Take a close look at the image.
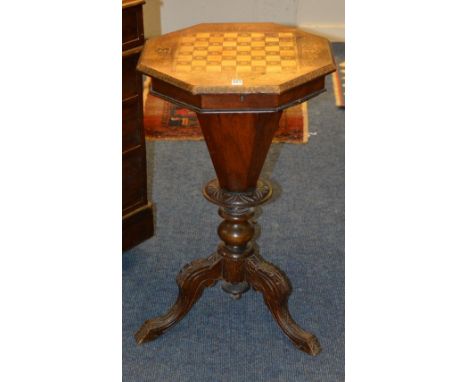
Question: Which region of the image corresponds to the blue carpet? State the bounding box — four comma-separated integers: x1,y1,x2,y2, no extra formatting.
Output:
123,43,345,382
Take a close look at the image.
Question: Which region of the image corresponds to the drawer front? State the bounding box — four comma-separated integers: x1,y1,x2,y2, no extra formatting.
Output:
122,4,144,50
123,148,147,212
122,96,142,152
122,52,141,100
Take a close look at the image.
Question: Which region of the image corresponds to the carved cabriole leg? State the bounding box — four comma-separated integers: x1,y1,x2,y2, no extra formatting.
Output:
245,253,322,356
134,253,223,344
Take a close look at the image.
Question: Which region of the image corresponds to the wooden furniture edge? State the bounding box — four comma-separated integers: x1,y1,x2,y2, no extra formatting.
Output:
122,0,145,9
123,45,144,57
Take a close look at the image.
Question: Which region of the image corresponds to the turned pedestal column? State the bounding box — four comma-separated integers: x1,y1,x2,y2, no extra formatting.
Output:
133,22,336,355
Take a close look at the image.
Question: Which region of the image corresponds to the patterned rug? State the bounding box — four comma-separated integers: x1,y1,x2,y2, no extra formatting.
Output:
143,78,309,143
332,61,345,108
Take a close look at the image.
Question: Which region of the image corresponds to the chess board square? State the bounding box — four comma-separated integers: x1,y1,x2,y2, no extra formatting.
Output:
251,32,265,38
224,32,237,38
279,41,294,47
192,60,206,66
237,60,251,66
223,41,236,47
194,41,209,47
265,46,280,52
209,36,224,43
251,41,266,47
207,55,222,62
278,32,293,37
237,45,251,52
251,60,266,66
208,45,222,52
266,55,280,61
238,36,251,43
265,37,280,42
251,50,265,57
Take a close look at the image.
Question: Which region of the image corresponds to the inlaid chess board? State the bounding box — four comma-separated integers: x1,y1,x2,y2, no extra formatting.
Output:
174,32,298,74
138,23,336,94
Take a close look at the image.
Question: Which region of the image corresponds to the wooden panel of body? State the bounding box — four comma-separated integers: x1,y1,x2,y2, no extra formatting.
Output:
122,0,154,250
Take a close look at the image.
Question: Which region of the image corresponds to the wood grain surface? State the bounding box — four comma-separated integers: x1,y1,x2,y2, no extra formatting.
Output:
138,23,335,94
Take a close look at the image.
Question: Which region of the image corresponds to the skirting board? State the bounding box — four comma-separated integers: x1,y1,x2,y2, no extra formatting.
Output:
299,24,345,42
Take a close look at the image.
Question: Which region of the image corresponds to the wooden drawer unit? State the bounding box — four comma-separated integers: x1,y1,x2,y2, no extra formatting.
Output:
122,0,154,250
122,1,145,51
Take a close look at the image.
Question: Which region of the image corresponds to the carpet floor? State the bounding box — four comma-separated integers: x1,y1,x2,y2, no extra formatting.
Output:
123,43,345,382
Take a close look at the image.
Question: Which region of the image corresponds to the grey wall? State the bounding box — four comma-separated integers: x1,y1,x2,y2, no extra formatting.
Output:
144,0,344,41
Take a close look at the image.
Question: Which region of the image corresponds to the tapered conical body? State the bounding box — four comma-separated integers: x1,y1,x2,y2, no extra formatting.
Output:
197,112,282,192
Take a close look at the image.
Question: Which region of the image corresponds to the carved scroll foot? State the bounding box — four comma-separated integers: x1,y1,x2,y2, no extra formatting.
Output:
245,253,322,356
135,253,223,344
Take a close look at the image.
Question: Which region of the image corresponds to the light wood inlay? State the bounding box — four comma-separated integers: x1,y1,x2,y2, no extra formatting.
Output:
174,32,298,75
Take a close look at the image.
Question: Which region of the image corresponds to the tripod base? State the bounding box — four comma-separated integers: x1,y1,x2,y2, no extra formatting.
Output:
135,179,321,356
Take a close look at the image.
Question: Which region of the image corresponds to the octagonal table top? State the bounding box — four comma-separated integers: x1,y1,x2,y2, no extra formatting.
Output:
137,23,336,95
